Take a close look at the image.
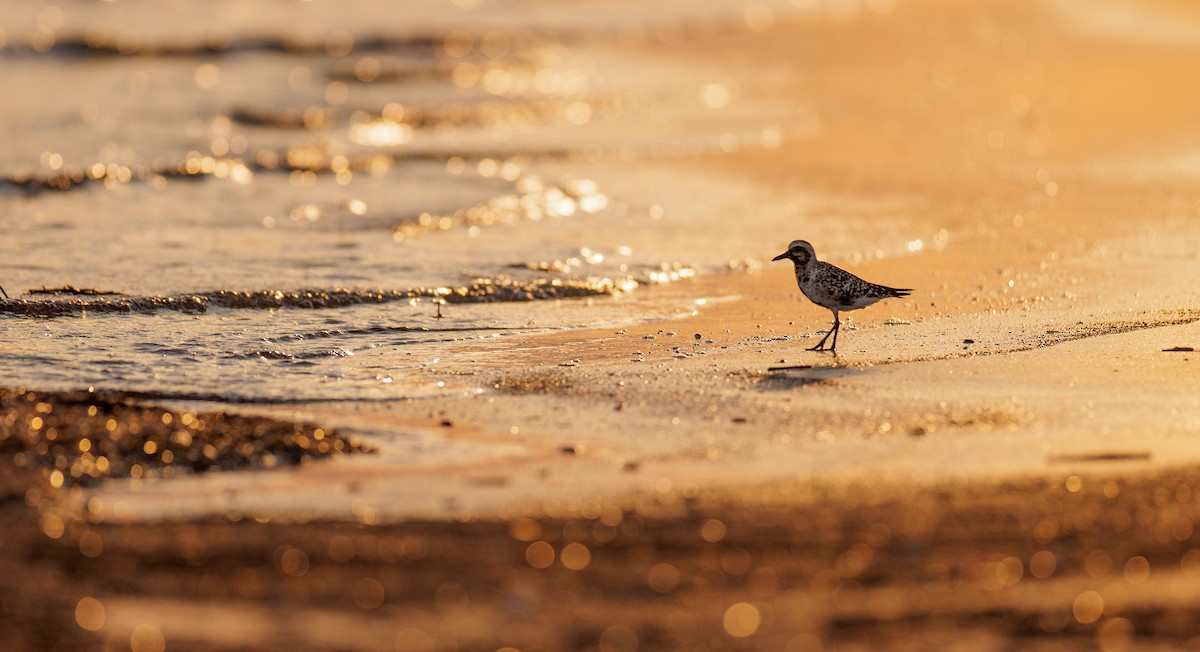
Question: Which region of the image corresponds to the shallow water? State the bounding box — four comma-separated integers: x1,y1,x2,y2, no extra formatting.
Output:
0,0,840,402
1,292,710,403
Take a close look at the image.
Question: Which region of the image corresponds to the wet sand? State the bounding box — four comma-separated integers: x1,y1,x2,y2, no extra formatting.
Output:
5,0,1200,650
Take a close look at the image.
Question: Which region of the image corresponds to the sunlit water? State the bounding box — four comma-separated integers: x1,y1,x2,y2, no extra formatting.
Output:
0,0,896,404
3,298,690,403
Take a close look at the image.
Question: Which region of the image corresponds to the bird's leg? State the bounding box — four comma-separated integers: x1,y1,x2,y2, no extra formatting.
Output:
807,325,833,351
807,312,838,351
808,310,841,353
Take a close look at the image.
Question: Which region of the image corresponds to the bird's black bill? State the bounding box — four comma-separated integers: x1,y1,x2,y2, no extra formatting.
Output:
772,252,790,261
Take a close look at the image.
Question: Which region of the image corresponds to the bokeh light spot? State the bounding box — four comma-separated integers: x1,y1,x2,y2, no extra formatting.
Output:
1073,591,1105,624
700,83,731,109
561,542,591,570
508,517,541,542
723,602,761,638
525,541,554,569
280,547,310,577
1097,617,1135,652
79,530,104,558
1123,556,1150,584
75,597,105,631
194,64,220,89
353,578,386,609
701,518,726,542
647,563,681,593
130,624,165,652
1030,550,1056,579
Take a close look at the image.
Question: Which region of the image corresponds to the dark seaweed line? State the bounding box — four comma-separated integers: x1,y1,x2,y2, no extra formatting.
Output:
0,384,385,420
0,147,574,196
0,10,783,62
0,151,443,195
231,95,624,130
264,324,529,343
84,388,436,406
0,280,617,318
0,34,448,59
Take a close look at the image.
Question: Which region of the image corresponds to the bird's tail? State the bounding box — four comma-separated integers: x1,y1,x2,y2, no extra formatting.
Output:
887,287,912,298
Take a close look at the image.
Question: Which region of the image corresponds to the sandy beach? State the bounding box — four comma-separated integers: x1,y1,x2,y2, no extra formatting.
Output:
4,0,1200,650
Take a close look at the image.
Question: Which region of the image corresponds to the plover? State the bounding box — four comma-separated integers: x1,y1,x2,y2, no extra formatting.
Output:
773,240,910,353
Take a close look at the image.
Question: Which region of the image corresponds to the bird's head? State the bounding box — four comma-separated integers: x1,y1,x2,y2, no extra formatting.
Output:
772,240,816,265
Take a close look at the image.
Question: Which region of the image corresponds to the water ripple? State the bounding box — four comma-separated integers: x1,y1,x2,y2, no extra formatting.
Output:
0,278,624,318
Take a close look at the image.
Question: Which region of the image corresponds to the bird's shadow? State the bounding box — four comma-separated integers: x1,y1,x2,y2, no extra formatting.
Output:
755,363,862,391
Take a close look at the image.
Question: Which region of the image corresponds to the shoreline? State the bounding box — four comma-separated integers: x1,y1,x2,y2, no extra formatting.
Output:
6,251,1197,526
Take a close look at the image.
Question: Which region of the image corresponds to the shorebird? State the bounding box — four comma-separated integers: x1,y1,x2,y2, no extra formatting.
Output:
773,240,910,353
